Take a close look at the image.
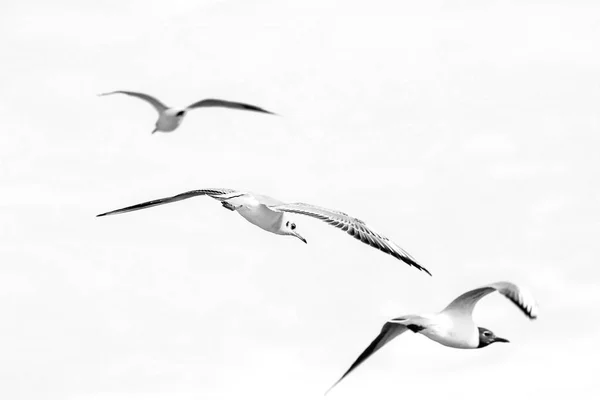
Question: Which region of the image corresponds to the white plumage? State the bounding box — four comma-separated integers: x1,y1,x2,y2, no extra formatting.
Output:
98,90,275,133
327,281,538,393
96,188,429,274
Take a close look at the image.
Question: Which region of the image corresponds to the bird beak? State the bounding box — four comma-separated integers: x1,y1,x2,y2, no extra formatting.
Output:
494,337,510,343
292,231,307,244
151,128,157,134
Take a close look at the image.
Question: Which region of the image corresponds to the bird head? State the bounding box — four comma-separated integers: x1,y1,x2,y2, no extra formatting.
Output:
282,219,306,244
477,327,509,348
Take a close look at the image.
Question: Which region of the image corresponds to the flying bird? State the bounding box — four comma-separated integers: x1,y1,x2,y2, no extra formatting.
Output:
98,90,275,134
327,281,538,394
96,188,429,275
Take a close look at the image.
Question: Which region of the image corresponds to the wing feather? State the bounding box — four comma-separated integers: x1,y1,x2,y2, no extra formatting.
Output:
186,98,275,115
326,322,407,394
271,203,430,275
98,90,168,113
96,188,236,217
443,281,538,319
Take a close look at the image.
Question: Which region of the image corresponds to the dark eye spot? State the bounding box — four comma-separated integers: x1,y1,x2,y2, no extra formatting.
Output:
483,331,491,337
286,221,289,227
291,223,296,230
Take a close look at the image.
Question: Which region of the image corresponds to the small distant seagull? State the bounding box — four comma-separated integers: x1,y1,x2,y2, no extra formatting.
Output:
98,90,275,134
326,281,538,394
96,188,429,275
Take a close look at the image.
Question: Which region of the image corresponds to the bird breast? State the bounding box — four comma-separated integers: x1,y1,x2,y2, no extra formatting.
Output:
420,314,479,349
236,200,284,234
156,110,183,132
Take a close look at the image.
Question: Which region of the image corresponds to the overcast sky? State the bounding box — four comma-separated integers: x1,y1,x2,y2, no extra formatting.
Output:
1,0,599,399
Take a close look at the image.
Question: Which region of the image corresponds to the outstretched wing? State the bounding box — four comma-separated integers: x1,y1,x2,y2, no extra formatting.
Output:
186,98,275,115
270,203,429,275
443,281,538,319
98,90,168,113
326,322,408,394
96,188,237,217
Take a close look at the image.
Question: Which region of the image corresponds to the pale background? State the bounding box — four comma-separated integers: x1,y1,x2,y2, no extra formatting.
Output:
1,1,599,399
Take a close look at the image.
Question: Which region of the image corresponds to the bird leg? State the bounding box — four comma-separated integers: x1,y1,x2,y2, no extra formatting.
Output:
221,201,241,211
406,324,425,333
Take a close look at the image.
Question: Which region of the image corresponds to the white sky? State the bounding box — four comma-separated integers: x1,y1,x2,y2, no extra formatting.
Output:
1,0,599,399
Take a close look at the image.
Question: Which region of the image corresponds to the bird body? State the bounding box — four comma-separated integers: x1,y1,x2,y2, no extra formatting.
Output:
155,108,186,132
98,90,275,134
410,313,479,349
226,192,285,234
96,188,429,274
326,281,538,393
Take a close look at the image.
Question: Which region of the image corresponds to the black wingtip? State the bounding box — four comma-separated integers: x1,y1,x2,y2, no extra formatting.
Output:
260,109,277,115
405,258,432,277
262,109,280,116
324,379,341,396
244,105,277,115
96,212,107,217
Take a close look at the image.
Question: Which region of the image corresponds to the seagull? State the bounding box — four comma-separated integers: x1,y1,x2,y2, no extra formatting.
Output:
96,188,429,275
98,90,275,134
326,281,538,394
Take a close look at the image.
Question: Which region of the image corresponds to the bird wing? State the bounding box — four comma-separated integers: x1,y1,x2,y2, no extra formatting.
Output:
326,322,408,394
270,202,429,275
442,281,538,319
251,193,285,207
185,98,275,115
98,91,168,113
96,188,238,217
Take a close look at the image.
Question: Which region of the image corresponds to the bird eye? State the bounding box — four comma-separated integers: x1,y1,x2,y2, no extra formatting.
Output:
483,331,491,337
291,223,296,230
286,221,289,227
